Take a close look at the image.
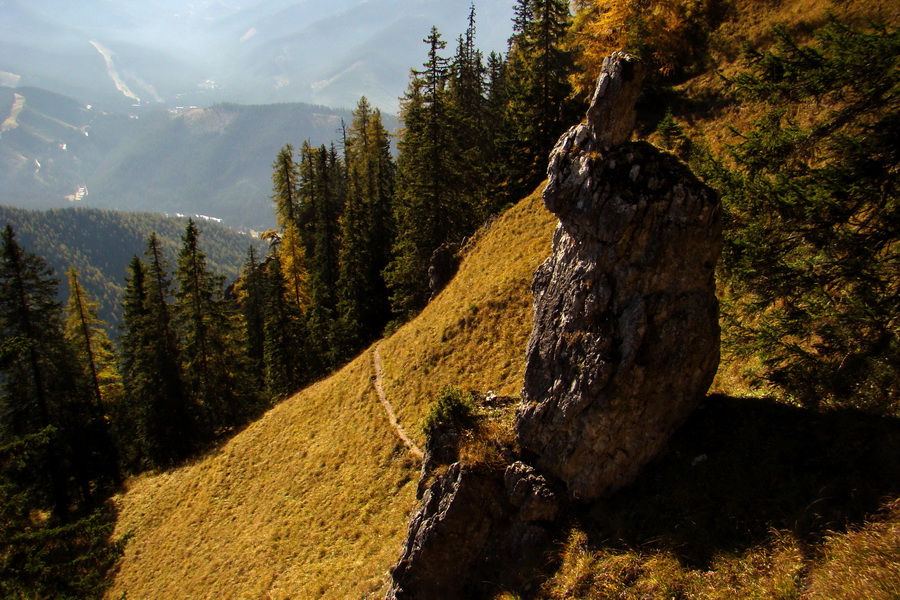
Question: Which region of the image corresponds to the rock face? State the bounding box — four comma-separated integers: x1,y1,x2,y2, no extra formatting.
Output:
385,52,723,599
387,463,503,600
516,52,723,501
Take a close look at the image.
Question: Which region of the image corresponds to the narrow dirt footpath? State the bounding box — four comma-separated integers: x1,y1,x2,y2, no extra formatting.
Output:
373,344,424,460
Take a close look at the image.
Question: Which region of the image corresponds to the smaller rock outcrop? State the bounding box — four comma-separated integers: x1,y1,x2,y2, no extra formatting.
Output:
505,461,559,523
516,52,723,501
387,463,504,600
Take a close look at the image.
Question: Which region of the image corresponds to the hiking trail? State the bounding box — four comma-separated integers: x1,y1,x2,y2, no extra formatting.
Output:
373,344,424,460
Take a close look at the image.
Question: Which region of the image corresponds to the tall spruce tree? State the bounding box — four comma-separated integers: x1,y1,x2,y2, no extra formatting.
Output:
305,144,345,365
504,0,577,200
387,26,473,318
0,226,72,519
0,226,117,518
119,235,196,468
448,5,491,215
174,219,256,436
337,97,396,355
235,246,266,391
262,253,309,401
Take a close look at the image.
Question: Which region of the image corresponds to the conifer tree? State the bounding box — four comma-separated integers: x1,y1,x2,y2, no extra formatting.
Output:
0,226,73,518
262,253,309,401
272,144,301,228
64,267,121,484
387,27,472,318
271,145,310,311
174,219,256,436
504,0,577,200
305,144,345,365
337,97,395,354
447,6,490,214
702,20,900,412
119,235,196,467
0,226,117,518
235,246,266,390
484,50,511,211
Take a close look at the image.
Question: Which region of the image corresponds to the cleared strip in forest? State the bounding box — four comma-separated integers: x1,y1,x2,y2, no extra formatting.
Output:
373,344,424,460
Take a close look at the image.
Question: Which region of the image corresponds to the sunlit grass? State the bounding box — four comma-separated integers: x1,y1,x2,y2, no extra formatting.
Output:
380,186,556,447
106,187,557,599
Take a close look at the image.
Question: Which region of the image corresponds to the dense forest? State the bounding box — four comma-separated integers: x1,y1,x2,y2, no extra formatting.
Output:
1,0,897,596
0,205,264,328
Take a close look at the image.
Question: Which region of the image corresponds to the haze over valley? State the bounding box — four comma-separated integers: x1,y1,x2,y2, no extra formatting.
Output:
0,0,513,228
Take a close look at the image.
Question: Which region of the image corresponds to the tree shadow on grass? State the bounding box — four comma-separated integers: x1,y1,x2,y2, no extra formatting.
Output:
578,394,900,568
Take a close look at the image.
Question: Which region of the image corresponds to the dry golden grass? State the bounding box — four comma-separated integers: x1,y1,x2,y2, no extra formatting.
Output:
106,187,556,599
541,504,900,600
540,529,807,600
671,0,900,159
807,500,900,600
107,354,420,599
379,186,557,447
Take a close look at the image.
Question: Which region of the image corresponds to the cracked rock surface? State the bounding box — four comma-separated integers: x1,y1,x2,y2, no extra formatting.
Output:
516,52,723,501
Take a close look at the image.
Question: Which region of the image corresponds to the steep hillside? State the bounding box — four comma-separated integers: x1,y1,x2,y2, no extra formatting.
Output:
106,188,558,599
103,0,900,597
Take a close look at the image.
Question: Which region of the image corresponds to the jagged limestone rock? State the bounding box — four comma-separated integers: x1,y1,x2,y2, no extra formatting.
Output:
516,53,723,501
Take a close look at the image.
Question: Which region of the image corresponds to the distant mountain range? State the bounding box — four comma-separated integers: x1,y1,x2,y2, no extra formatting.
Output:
1,0,509,230
1,86,385,229
0,0,515,113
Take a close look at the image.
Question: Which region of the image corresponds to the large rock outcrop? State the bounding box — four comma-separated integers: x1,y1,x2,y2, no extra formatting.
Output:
385,52,723,599
516,52,723,501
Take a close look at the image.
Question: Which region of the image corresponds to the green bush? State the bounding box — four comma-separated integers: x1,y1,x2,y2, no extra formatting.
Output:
423,386,476,433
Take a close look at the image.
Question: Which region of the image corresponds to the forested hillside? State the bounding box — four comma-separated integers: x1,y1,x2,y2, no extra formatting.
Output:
0,205,263,328
1,0,897,597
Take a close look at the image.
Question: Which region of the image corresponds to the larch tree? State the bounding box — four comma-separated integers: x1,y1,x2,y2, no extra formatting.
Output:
64,267,121,484
0,226,116,518
271,144,310,311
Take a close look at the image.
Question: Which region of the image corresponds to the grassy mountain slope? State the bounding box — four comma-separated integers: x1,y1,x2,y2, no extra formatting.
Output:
106,188,558,599
106,0,900,596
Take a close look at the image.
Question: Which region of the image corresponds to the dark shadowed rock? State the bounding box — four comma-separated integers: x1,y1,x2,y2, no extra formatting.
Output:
386,463,503,600
505,461,559,522
516,53,723,501
416,424,460,499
